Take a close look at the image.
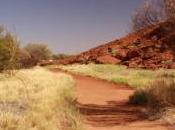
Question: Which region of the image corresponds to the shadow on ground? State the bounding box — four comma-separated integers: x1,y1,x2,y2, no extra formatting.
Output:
77,101,147,127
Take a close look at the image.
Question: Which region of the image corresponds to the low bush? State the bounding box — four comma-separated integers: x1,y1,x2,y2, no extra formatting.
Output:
130,78,175,111
52,53,71,60
129,90,148,105
0,27,20,72
132,0,175,31
19,49,32,68
24,43,52,66
108,48,118,57
146,78,175,109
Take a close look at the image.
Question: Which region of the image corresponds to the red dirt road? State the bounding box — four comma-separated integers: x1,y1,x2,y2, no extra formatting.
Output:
51,69,172,130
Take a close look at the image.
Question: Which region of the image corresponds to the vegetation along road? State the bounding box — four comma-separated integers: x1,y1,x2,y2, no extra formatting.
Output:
52,68,173,130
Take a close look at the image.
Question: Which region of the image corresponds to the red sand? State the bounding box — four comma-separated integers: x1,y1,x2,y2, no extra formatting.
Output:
51,69,173,130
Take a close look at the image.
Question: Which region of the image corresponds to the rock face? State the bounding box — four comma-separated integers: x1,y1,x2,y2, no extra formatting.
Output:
57,22,175,69
97,55,121,64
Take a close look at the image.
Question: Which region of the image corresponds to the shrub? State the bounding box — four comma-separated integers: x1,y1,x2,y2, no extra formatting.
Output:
164,0,175,20
132,0,162,31
132,0,175,31
18,49,32,68
130,78,175,111
107,48,118,57
129,89,148,105
146,78,175,109
25,43,52,66
0,27,20,72
52,53,71,60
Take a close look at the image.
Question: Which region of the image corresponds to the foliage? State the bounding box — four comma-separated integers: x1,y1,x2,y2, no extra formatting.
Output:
18,49,32,68
24,43,52,66
129,90,148,105
132,0,162,31
132,0,175,31
0,26,53,69
52,53,71,60
108,48,118,57
146,78,175,109
164,0,175,20
129,77,175,124
130,78,175,115
0,26,20,72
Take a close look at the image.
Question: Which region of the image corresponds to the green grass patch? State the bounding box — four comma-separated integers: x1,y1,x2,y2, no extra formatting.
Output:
56,64,175,88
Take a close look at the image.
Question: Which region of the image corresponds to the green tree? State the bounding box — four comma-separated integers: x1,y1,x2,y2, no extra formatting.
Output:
0,27,20,72
19,48,32,68
52,53,70,60
25,43,52,65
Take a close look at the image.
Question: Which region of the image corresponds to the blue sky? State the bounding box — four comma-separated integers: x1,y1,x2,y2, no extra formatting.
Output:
0,0,144,54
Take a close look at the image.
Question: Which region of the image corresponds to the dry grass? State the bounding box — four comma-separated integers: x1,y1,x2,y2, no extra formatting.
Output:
146,78,175,108
130,78,175,108
51,64,175,124
0,67,82,130
129,78,175,124
55,64,175,88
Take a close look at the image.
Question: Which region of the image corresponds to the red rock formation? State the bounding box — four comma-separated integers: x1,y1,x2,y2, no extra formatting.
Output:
57,22,175,69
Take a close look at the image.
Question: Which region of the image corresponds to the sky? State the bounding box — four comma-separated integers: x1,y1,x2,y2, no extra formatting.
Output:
0,0,144,54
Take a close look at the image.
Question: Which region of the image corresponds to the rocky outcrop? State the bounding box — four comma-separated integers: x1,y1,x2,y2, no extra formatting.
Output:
57,22,175,69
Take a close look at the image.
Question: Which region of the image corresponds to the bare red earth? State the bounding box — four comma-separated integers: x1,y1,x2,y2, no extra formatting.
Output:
51,69,173,130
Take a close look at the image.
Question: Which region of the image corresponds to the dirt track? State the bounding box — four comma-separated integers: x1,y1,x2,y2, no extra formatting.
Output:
51,69,172,130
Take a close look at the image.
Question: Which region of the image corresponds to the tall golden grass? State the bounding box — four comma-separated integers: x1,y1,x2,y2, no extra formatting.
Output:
130,78,175,108
0,67,82,130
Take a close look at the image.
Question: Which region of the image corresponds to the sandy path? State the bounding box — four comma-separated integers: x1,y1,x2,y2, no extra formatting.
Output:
51,69,172,130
